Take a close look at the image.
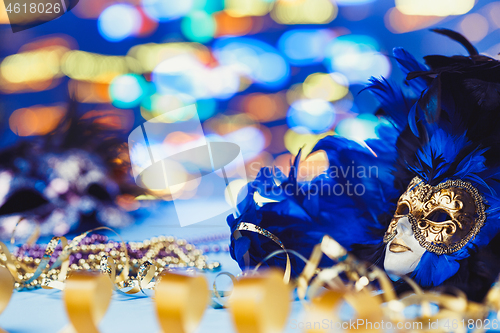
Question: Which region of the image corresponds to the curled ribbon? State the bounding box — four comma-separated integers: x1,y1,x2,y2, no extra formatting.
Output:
62,272,112,333
44,227,131,291
4,221,500,333
228,269,291,333
212,271,236,308
100,256,155,295
233,230,493,332
155,271,209,333
0,266,13,333
305,289,384,333
485,274,500,317
235,222,291,284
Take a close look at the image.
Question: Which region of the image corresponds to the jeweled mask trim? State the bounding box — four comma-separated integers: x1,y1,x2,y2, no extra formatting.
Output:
383,177,486,255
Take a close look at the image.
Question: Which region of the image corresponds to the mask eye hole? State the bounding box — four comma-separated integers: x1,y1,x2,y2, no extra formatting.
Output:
427,209,451,223
396,203,409,215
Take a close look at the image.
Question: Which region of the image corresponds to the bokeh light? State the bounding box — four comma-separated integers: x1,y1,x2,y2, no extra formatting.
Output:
0,45,68,93
215,11,256,37
223,126,266,160
98,4,141,42
224,0,274,17
140,159,188,193
271,0,337,25
324,35,391,84
459,13,489,42
284,128,333,156
0,0,9,24
336,0,375,5
395,0,474,16
142,0,193,22
224,179,248,208
127,42,209,73
287,99,336,134
9,105,66,136
181,11,217,43
1,0,496,208
109,74,148,108
81,109,134,131
242,92,287,122
196,99,218,121
141,93,195,121
213,37,290,89
385,7,445,34
302,72,349,101
278,29,333,66
487,2,500,29
69,81,111,103
206,66,241,100
61,51,141,83
152,54,240,100
135,8,159,37
335,114,383,142
152,55,209,98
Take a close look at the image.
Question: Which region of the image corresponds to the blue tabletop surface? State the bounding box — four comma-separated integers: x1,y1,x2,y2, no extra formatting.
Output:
0,200,307,333
1,200,499,333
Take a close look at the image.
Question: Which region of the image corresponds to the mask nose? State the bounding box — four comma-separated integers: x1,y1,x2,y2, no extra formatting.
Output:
396,216,413,237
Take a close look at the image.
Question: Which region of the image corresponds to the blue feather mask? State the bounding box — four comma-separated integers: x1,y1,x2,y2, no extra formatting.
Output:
227,29,500,299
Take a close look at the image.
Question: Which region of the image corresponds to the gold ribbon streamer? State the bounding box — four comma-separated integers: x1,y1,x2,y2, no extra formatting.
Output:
4,227,214,297
192,228,500,332
155,271,209,333
51,227,130,286
306,289,384,333
4,222,500,333
305,289,344,333
0,266,14,333
26,236,68,284
10,217,41,248
38,227,133,292
0,242,22,283
235,222,291,283
485,274,500,317
298,235,352,300
298,235,397,303
212,271,236,308
228,269,291,333
62,272,112,333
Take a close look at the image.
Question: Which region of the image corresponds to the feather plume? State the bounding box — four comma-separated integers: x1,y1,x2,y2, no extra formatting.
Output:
431,28,478,56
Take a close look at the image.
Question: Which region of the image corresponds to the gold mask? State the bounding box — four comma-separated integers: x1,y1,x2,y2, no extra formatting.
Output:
383,177,486,255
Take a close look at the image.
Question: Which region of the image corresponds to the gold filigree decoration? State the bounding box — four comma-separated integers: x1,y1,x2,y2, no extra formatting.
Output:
384,177,486,255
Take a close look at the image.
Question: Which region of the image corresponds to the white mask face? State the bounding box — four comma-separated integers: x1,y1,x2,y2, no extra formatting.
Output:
384,216,426,277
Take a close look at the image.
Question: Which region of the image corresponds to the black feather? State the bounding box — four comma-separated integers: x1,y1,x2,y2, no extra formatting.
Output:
431,28,478,56
461,79,500,111
418,74,441,124
423,55,473,70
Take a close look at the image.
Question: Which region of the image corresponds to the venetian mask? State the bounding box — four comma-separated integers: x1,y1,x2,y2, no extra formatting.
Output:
383,177,486,276
384,216,426,276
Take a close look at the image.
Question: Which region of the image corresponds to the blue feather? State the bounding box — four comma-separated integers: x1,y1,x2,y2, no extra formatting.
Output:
411,249,467,287
228,44,500,289
408,103,420,137
364,77,411,130
393,47,429,94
